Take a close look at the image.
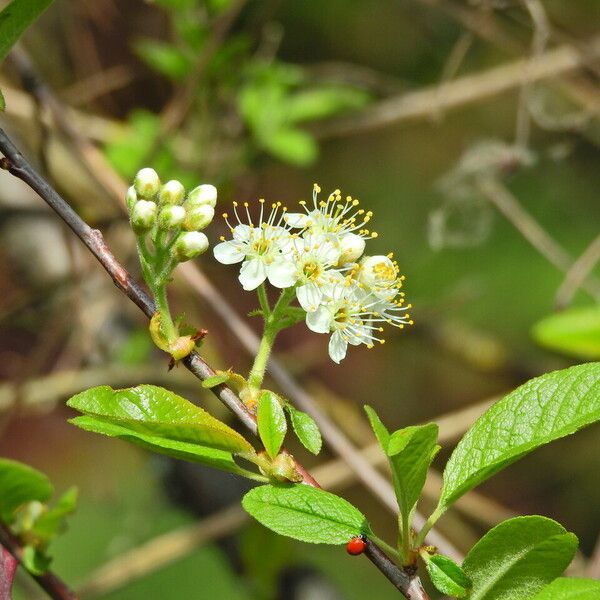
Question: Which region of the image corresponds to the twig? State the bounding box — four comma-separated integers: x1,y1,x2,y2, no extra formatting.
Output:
311,35,600,140
0,127,426,599
6,47,460,561
476,175,600,302
0,523,78,600
555,233,600,309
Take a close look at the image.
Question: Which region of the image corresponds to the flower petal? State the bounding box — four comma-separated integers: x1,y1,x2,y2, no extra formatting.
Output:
297,283,322,312
268,258,297,289
284,213,309,228
213,241,245,264
239,258,267,290
328,330,348,363
306,306,331,334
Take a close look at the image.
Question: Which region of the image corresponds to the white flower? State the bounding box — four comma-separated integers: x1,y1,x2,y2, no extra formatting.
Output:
355,254,404,300
285,184,378,245
275,233,343,311
213,200,295,291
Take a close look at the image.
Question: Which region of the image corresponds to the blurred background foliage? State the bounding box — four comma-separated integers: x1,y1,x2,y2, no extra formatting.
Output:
1,0,600,598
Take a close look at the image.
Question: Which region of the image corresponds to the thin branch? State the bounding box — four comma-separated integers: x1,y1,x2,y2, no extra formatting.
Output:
0,127,426,599
0,523,78,600
555,233,600,309
311,35,600,140
476,175,600,302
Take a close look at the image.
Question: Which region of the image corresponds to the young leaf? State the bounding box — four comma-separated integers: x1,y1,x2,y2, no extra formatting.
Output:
257,392,287,459
462,516,578,600
67,385,254,455
0,89,5,112
533,305,600,359
0,0,55,62
285,405,322,455
30,487,78,542
439,363,600,509
387,424,439,520
424,554,470,598
201,373,230,389
70,415,253,477
0,459,53,523
242,484,369,544
530,578,600,599
133,39,192,80
21,546,51,576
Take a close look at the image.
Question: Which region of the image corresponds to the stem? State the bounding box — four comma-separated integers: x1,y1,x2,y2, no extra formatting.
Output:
153,283,178,342
370,533,403,564
415,506,445,549
247,287,295,391
257,284,271,317
401,512,411,565
247,323,277,391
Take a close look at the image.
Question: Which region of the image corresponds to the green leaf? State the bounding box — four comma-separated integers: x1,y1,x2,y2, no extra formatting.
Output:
242,484,369,544
0,0,54,62
263,128,318,166
285,405,322,455
201,373,230,389
286,87,369,124
530,578,600,599
30,487,77,542
387,424,439,519
364,405,390,449
533,306,600,359
133,39,192,80
0,88,5,111
424,554,470,598
364,406,438,519
257,392,287,459
439,363,600,509
70,415,250,477
0,459,53,523
462,516,578,600
67,384,254,455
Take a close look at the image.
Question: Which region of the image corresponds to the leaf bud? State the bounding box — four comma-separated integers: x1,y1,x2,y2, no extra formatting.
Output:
184,204,215,231
158,205,186,230
130,200,157,233
158,179,185,206
134,168,160,199
171,231,209,262
186,184,217,208
126,186,138,212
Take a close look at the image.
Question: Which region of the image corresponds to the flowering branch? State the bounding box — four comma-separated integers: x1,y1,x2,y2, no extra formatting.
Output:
0,127,429,599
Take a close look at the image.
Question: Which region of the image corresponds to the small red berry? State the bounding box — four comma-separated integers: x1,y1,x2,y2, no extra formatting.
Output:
346,534,367,555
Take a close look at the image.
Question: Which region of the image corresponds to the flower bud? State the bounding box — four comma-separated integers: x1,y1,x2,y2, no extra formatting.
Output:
338,233,366,265
158,205,186,230
158,180,185,206
358,255,398,297
131,200,157,233
186,184,217,208
126,186,138,212
134,168,160,199
171,231,209,262
184,204,215,231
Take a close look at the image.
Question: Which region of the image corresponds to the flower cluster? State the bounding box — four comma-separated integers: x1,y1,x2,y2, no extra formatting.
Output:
128,168,217,262
214,185,412,363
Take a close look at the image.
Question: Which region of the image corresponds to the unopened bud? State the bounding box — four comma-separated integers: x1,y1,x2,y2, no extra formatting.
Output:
187,184,217,208
184,204,215,231
158,205,186,230
126,186,138,212
171,231,209,262
158,180,185,205
338,233,366,265
131,200,157,233
134,168,160,199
